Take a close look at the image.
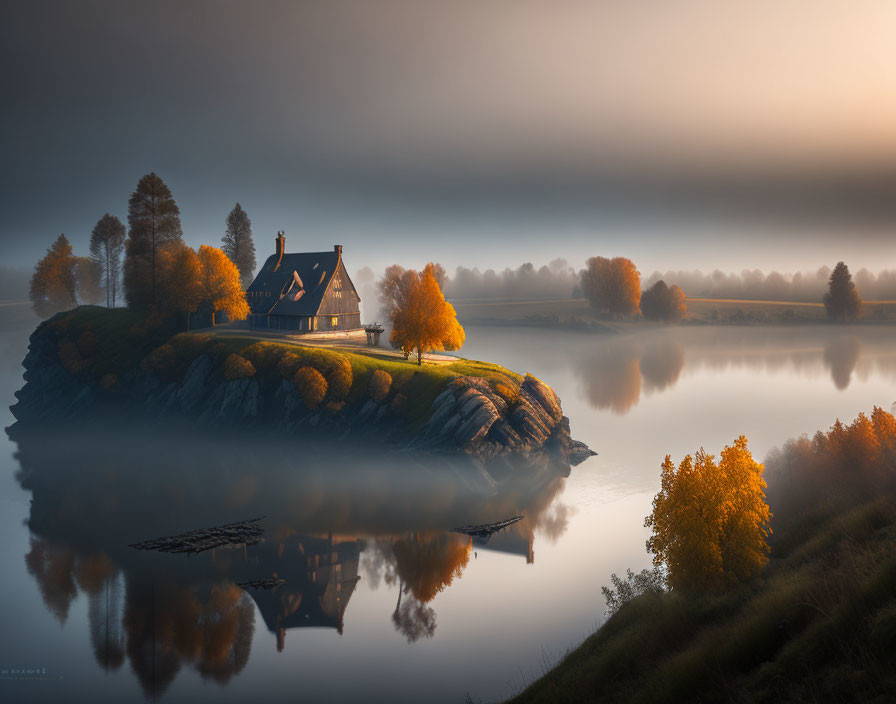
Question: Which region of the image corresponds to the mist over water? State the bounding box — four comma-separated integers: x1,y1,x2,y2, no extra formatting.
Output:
2,309,895,702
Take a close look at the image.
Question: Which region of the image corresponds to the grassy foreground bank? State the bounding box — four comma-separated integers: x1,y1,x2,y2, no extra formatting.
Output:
507,493,896,703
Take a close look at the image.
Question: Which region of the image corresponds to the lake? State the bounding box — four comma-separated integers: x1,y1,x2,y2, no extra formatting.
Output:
2,307,895,703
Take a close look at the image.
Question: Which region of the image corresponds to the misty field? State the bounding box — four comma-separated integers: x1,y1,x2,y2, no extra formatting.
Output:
452,297,896,328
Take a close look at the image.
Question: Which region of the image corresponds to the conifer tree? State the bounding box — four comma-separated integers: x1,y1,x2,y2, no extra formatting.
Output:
221,203,256,289
124,173,183,308
89,213,125,307
823,261,862,322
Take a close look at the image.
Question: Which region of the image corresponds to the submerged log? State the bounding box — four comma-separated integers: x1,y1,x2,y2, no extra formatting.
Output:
451,515,524,539
237,577,286,590
129,517,265,554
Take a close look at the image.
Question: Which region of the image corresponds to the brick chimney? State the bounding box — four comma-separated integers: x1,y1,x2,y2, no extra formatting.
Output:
273,231,285,271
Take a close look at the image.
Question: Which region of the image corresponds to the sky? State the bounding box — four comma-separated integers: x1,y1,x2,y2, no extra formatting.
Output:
3,0,896,277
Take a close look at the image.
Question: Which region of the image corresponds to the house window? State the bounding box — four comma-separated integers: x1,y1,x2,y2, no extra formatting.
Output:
331,316,338,328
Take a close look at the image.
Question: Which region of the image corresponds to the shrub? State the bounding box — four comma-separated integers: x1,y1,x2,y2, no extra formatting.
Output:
223,353,256,381
294,366,327,409
141,343,176,373
368,369,392,401
58,339,88,373
325,400,345,413
76,328,99,357
322,355,353,400
601,567,667,616
277,351,301,379
391,393,408,415
98,373,118,389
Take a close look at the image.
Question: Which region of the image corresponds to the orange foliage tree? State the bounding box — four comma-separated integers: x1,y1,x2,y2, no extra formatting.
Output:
766,406,896,523
581,256,641,319
158,242,203,328
645,436,771,592
29,234,79,317
389,264,465,365
196,245,250,325
640,279,687,322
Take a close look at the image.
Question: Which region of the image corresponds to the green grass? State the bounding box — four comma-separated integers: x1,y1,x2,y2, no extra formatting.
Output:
506,495,896,704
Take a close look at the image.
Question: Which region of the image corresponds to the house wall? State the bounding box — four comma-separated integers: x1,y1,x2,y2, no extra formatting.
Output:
249,315,312,331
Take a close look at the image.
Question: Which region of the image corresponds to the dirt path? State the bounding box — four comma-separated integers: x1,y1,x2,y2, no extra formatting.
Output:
202,324,462,364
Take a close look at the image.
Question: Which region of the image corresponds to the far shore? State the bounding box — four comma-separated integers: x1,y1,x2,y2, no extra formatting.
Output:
451,296,896,330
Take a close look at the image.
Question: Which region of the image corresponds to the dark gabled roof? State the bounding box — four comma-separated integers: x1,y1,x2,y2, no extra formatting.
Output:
247,249,354,317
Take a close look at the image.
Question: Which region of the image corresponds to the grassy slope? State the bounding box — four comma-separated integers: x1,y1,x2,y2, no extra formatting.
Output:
41,306,522,427
507,496,896,704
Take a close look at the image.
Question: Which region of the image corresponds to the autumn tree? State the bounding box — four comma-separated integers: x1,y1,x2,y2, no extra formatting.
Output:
581,256,641,318
123,173,183,309
89,213,126,307
158,242,202,329
196,245,250,325
221,203,256,289
823,261,862,322
390,264,465,365
640,279,687,322
645,436,771,592
30,235,78,317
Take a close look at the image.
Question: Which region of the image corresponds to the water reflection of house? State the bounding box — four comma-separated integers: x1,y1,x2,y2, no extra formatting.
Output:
248,533,361,652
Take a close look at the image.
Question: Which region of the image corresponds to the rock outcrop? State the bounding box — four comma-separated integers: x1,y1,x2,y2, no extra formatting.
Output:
10,323,595,467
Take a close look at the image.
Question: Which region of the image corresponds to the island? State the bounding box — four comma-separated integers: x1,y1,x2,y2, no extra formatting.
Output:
10,306,594,468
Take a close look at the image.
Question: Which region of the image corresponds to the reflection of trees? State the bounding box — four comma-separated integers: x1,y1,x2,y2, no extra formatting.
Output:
640,338,685,392
363,533,472,642
392,591,436,643
823,336,862,390
581,340,642,414
578,337,685,414
14,426,571,672
24,538,78,623
123,579,254,698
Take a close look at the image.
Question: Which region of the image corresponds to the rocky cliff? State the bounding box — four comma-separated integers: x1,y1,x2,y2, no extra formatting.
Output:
10,315,595,468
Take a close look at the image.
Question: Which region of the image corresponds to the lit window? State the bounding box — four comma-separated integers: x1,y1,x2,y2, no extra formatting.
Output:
331,317,338,327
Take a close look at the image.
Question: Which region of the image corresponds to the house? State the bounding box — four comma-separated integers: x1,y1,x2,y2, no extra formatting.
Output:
245,232,361,331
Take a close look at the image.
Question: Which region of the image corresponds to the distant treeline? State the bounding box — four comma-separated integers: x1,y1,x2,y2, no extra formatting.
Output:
408,261,896,303
441,260,580,300
646,266,896,302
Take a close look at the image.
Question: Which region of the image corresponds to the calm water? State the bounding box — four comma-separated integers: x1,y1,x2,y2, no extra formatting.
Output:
2,307,896,703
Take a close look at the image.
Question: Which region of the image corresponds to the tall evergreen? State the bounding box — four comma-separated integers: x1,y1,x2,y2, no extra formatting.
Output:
221,203,256,289
89,213,126,307
823,261,862,322
123,173,183,308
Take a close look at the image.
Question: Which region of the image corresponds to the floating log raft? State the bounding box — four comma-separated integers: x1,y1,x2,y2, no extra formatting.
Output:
452,515,524,539
237,577,285,590
129,517,265,554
